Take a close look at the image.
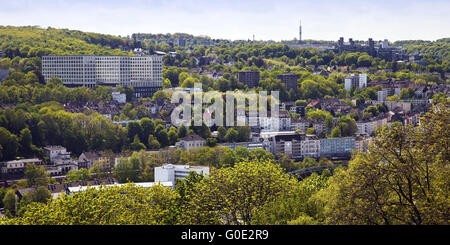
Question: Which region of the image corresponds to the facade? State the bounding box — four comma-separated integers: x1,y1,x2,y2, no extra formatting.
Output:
44,146,71,164
219,142,264,150
259,111,291,132
42,55,163,98
272,134,302,159
320,137,355,157
345,74,367,91
291,118,325,134
175,134,206,151
237,70,260,88
300,135,320,158
1,158,42,177
377,87,401,101
154,164,210,185
277,73,300,91
356,116,388,136
263,132,320,159
78,152,104,169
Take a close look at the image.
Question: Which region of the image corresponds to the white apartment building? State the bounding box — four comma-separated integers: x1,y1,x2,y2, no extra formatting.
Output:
300,135,321,158
345,73,367,91
356,116,388,136
154,164,210,185
42,55,163,98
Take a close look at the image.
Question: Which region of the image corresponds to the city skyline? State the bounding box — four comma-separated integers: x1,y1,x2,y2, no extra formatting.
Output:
0,0,449,42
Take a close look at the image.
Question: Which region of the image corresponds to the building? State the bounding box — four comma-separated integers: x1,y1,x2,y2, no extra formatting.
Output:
300,135,320,158
1,158,42,178
291,118,326,134
237,70,260,88
262,132,320,159
164,87,203,94
335,37,406,61
154,164,209,185
219,142,264,150
356,115,389,136
44,146,71,164
270,133,303,159
277,73,300,91
111,91,126,103
175,134,206,151
78,152,105,169
320,137,355,158
377,87,401,101
42,55,163,98
258,110,291,132
345,74,367,91
67,181,173,195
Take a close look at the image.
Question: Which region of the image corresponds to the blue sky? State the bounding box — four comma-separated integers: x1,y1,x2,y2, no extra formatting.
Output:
0,0,449,41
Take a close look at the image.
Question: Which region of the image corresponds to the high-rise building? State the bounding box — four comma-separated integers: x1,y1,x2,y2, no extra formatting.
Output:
42,55,163,98
345,74,367,91
238,70,260,88
277,73,300,91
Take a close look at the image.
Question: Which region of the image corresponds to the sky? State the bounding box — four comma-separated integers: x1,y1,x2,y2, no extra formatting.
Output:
0,0,449,42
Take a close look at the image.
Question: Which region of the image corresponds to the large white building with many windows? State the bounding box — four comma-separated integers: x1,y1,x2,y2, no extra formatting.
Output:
42,55,163,97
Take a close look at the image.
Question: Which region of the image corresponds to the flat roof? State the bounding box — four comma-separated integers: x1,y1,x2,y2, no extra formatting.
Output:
67,182,173,193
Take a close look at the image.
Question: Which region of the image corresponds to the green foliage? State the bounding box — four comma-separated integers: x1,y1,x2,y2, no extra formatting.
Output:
252,173,329,225
66,168,91,182
3,184,180,225
181,158,297,224
25,164,49,187
316,106,450,224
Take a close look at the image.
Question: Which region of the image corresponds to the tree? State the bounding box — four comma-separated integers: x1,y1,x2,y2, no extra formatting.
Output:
177,124,187,138
114,154,141,183
252,173,329,225
224,128,239,143
386,94,401,102
337,116,357,137
140,118,155,142
66,168,91,182
127,121,143,143
129,135,146,151
3,184,180,225
181,158,297,225
168,127,179,146
330,126,342,138
19,128,34,156
0,127,19,160
237,126,251,142
217,126,227,142
316,107,450,225
206,137,217,147
277,153,297,172
147,135,160,150
32,186,52,203
25,164,49,187
306,127,316,135
2,189,17,216
155,127,170,147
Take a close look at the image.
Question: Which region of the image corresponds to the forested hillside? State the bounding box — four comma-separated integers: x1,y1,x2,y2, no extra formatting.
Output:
394,38,450,61
0,26,132,74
